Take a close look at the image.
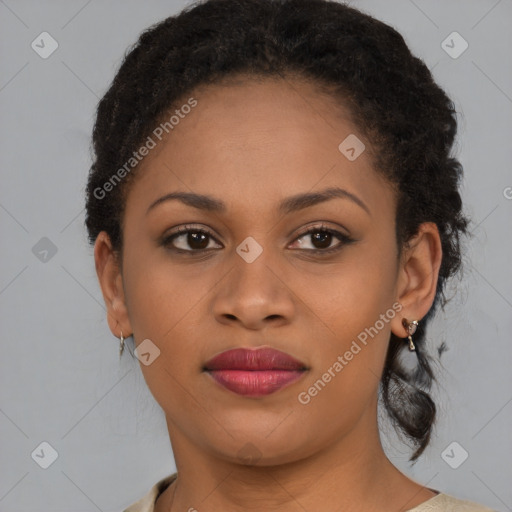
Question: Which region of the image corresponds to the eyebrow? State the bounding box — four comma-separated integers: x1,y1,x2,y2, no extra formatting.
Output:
146,186,371,216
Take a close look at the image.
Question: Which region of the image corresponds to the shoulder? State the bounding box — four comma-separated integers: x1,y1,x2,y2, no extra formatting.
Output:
408,493,497,512
123,473,177,512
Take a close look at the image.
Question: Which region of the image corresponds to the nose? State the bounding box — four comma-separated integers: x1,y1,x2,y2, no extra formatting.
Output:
212,250,296,330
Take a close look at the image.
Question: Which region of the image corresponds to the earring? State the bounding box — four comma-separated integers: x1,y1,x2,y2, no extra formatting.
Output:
119,331,125,358
401,318,419,351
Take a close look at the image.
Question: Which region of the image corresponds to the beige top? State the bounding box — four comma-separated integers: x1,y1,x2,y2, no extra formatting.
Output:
123,473,496,512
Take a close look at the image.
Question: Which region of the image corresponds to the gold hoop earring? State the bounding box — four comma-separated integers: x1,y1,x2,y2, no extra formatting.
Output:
401,318,418,351
119,331,125,358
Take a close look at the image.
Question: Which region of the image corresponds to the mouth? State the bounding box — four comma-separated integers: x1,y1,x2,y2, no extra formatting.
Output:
202,347,309,397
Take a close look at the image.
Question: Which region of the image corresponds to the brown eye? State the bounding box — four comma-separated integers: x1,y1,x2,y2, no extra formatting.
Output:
309,231,334,249
292,226,352,253
163,227,222,252
183,231,210,250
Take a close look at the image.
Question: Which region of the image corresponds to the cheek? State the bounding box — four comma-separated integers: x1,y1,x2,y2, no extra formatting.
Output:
298,242,398,339
121,249,224,399
123,249,204,339
293,242,399,408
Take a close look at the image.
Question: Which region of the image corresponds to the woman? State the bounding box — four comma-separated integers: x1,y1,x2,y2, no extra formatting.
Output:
85,0,496,510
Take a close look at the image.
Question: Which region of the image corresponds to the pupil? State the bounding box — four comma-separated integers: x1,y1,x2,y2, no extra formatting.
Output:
312,231,331,249
189,232,209,249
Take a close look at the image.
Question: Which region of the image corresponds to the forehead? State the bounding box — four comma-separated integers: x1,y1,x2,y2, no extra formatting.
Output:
125,76,394,218
168,76,358,164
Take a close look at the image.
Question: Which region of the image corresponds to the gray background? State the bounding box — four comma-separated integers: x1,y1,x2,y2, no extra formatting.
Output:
1,0,511,511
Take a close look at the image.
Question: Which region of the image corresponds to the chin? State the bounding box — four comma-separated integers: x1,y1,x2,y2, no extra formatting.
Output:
202,423,318,467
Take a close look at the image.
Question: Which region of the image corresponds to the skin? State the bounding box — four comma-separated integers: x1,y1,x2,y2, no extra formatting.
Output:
94,75,442,511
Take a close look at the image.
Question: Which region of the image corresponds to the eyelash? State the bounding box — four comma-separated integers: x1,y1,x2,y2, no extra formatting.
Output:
161,223,354,256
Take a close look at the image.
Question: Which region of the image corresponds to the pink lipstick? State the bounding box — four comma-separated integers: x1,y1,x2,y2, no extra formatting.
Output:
203,347,308,397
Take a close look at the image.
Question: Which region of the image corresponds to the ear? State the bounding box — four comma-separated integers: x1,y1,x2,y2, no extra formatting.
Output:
94,231,132,338
391,222,442,339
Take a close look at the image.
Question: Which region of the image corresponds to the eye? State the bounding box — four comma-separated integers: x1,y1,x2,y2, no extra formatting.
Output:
161,223,354,255
290,224,353,254
162,225,222,252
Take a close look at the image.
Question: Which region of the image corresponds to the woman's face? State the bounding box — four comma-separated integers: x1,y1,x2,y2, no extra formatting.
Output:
97,76,430,465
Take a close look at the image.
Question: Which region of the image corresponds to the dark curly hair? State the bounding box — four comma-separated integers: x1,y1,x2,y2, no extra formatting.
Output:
85,0,469,461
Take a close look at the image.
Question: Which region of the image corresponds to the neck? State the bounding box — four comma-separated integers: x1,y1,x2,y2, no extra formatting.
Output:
155,405,434,512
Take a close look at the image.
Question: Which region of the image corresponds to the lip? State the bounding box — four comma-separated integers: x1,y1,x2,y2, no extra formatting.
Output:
203,347,308,397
